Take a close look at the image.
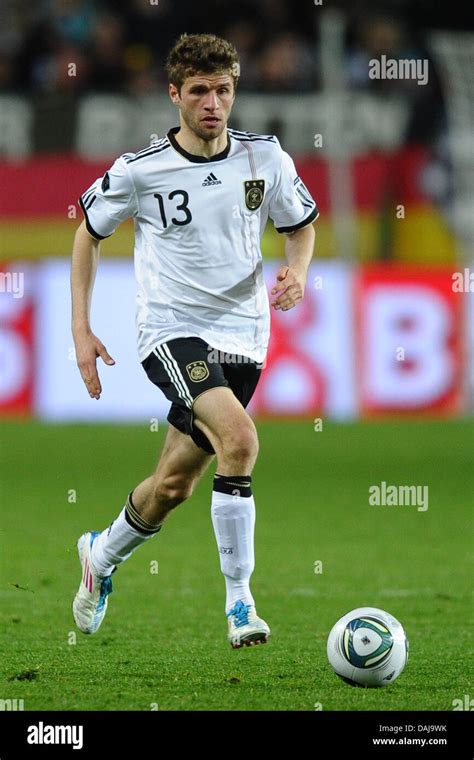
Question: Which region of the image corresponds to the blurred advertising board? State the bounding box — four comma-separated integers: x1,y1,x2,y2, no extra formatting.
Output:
355,266,465,415
0,260,469,421
0,263,35,415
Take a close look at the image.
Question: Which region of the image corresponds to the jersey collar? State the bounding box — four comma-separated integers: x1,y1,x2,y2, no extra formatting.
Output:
167,126,231,163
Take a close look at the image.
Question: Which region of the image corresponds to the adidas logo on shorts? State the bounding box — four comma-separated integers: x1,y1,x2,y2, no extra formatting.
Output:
202,172,222,186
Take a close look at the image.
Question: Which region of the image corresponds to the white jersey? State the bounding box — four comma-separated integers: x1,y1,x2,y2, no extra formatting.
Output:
79,127,318,363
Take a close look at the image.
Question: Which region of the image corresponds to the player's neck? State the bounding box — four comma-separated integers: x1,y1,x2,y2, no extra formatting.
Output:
174,122,228,159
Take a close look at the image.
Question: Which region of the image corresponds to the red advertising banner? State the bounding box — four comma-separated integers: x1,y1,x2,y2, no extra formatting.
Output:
356,265,464,415
249,262,355,419
0,263,35,415
0,261,467,420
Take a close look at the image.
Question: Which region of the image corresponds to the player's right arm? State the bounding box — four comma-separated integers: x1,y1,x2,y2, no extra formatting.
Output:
71,220,115,400
71,154,138,399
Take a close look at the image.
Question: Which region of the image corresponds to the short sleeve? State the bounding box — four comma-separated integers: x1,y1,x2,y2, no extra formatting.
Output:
269,150,319,233
79,155,138,239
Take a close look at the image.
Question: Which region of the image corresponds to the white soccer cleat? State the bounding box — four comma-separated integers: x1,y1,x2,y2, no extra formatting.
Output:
226,600,270,649
72,531,114,634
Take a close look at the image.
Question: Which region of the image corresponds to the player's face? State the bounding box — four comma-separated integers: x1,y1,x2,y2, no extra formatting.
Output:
171,73,235,142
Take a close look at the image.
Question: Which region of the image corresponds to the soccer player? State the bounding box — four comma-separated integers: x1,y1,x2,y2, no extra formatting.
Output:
71,33,318,648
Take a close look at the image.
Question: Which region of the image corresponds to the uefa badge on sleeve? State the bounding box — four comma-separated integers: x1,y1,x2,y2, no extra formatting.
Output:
244,180,265,211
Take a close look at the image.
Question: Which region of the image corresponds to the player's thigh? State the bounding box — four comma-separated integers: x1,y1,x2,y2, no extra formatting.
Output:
193,386,258,456
153,423,214,489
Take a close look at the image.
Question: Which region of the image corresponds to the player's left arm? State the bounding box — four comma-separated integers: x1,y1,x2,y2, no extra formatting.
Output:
268,144,318,310
271,222,316,311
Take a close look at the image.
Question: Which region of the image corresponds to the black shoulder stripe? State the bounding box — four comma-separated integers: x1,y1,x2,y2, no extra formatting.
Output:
78,197,110,240
81,188,95,205
125,144,171,163
296,185,314,205
228,129,257,136
227,129,276,142
230,134,277,144
134,140,167,157
296,196,314,210
85,193,97,210
127,140,167,155
126,144,170,163
228,128,275,139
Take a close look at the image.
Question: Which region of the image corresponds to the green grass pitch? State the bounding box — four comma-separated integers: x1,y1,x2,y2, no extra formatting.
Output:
0,418,472,711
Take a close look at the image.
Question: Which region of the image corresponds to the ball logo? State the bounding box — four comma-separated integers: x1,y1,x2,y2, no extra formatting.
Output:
186,360,209,382
343,617,393,668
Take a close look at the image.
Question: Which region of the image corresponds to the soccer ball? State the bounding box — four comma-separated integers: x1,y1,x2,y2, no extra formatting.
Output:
327,607,408,687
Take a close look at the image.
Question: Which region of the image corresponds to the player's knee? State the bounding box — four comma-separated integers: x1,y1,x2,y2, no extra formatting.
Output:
221,422,259,465
153,473,195,508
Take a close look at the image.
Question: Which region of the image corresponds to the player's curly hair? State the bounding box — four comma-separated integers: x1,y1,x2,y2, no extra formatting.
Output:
165,33,240,93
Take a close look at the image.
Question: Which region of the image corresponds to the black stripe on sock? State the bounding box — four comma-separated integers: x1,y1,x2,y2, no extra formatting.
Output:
125,491,162,535
213,475,252,498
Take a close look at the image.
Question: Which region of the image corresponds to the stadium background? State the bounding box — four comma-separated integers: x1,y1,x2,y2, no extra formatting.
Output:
0,0,473,713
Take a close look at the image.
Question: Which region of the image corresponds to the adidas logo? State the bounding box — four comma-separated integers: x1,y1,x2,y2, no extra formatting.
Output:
202,172,222,186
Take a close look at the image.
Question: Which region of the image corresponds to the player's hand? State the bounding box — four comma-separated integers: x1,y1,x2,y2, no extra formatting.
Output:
73,329,115,400
271,265,306,311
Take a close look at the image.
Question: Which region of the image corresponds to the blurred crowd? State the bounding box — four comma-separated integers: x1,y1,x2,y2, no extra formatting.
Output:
0,0,469,260
0,0,444,97
0,0,318,94
0,0,458,152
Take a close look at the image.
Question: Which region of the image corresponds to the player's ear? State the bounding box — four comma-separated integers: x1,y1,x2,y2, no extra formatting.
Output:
169,82,180,104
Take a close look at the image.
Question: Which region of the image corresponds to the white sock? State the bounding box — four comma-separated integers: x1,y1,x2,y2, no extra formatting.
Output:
91,495,160,577
211,475,256,613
